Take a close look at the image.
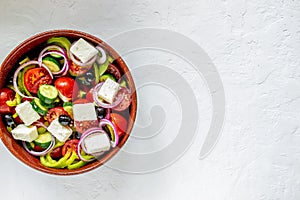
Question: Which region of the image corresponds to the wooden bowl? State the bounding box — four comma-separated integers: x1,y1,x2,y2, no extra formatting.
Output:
0,30,137,175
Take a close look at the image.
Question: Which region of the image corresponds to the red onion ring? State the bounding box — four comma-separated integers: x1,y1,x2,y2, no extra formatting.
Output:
38,45,66,57
95,45,107,64
38,51,69,76
13,60,53,99
69,42,97,70
76,128,108,162
93,82,125,109
22,136,55,157
32,120,48,129
99,119,119,148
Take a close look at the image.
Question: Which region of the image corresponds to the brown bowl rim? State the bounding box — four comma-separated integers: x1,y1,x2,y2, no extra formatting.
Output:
0,29,137,175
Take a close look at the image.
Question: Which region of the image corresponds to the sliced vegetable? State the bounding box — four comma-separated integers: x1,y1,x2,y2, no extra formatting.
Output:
34,132,53,149
31,98,48,116
24,68,53,94
42,56,61,72
99,119,119,147
38,84,58,104
22,135,55,156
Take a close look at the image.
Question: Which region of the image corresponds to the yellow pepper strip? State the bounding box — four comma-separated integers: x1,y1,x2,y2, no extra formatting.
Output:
40,150,71,168
68,160,86,170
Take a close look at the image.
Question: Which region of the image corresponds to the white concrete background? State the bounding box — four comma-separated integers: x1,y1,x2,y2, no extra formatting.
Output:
0,0,300,199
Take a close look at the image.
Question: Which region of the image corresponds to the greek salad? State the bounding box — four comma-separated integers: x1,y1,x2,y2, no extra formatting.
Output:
0,36,132,170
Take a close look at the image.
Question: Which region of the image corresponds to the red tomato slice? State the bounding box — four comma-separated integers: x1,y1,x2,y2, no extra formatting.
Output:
54,77,78,100
112,87,132,111
62,139,79,156
86,87,94,103
107,64,121,81
46,107,69,124
110,113,128,136
0,88,15,102
24,68,52,93
0,88,15,114
69,62,90,76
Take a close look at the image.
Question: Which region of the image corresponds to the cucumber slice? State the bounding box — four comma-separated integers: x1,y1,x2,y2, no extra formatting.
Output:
34,132,52,149
31,98,48,116
25,142,35,150
38,85,58,104
42,56,61,72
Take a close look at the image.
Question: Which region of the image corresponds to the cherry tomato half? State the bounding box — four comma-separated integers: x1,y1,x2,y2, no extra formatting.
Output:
110,113,128,136
24,68,52,93
112,87,132,111
46,107,69,124
69,62,90,76
107,64,121,81
55,77,78,100
0,88,15,114
62,139,79,156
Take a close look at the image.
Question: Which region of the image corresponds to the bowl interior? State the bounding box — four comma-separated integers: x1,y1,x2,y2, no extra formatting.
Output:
0,30,137,175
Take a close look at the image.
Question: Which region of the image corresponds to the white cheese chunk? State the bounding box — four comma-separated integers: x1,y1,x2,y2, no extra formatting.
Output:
70,38,98,63
97,78,120,104
47,119,72,142
83,133,111,154
11,124,38,142
15,101,40,126
73,103,97,122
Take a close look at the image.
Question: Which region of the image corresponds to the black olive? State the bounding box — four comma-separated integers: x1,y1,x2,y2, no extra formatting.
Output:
96,107,106,119
74,131,82,139
58,115,71,126
3,114,15,127
6,76,13,85
86,72,95,83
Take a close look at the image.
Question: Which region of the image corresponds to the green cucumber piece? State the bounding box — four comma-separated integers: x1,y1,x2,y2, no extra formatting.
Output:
38,85,58,104
42,56,61,72
100,74,116,82
31,98,48,116
34,132,52,149
25,142,35,150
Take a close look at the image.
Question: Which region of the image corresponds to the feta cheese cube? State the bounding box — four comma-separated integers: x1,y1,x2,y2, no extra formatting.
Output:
83,133,111,154
15,101,40,126
97,78,120,104
11,124,38,142
73,103,97,122
47,119,72,142
70,38,98,63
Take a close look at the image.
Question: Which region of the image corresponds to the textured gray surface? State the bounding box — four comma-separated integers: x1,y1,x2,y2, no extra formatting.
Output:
0,0,300,199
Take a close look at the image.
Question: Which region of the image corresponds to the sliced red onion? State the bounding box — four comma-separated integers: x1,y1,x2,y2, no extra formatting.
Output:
13,60,53,99
93,83,125,109
22,136,55,157
99,119,119,148
105,108,111,120
39,45,66,57
38,51,69,76
69,42,97,70
95,45,107,64
76,128,108,162
32,120,48,129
